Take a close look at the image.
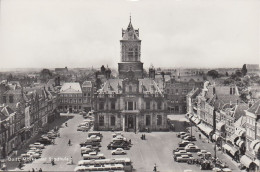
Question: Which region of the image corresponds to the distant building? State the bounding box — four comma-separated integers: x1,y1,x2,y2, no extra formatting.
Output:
165,76,204,114
59,82,83,113
55,67,69,73
246,64,260,74
82,81,93,112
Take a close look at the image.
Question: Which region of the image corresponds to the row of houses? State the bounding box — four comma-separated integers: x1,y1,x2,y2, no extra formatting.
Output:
0,80,59,159
187,81,260,171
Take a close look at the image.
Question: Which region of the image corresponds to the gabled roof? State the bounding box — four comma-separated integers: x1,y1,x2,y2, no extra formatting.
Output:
233,103,249,121
100,79,123,94
247,99,260,115
0,111,8,121
60,82,82,93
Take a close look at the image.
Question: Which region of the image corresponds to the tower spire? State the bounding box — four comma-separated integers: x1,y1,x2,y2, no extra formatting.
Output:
130,13,131,23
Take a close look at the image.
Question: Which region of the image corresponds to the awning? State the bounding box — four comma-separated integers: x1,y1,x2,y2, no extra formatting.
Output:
194,118,201,125
254,143,260,152
223,144,232,152
240,155,255,168
229,147,239,156
250,140,260,150
197,124,213,136
236,139,245,148
229,134,239,144
216,121,225,131
212,133,221,141
235,129,246,137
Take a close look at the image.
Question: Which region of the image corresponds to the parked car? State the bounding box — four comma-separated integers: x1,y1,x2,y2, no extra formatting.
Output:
82,152,105,160
29,147,42,154
112,135,127,142
111,148,126,155
185,145,200,152
173,147,185,153
183,136,196,141
112,132,124,138
86,135,101,142
177,132,188,138
81,148,98,156
107,142,130,150
77,126,89,131
27,151,41,159
178,141,191,147
29,143,44,149
80,141,101,147
173,150,192,157
37,137,52,145
197,150,208,156
88,132,102,138
176,155,194,162
20,154,33,163
180,133,190,139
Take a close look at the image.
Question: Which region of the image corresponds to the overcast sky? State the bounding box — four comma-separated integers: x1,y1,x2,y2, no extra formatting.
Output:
0,0,259,69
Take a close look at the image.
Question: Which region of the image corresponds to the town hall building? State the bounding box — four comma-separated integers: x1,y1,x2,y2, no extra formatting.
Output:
93,18,168,132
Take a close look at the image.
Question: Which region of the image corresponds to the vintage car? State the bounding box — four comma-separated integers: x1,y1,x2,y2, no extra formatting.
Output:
111,148,126,155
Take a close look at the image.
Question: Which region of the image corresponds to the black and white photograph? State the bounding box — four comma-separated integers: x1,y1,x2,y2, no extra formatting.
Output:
0,0,259,171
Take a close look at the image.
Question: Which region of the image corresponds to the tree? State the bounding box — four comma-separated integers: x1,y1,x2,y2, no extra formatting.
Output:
225,72,229,77
235,70,243,77
207,70,219,79
241,64,247,76
101,65,106,74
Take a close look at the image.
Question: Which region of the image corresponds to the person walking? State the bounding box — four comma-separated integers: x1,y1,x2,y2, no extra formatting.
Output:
32,168,35,172
153,163,157,172
39,168,43,172
68,139,71,146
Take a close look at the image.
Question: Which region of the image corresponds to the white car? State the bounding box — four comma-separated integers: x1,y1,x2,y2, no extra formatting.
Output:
197,150,207,156
111,148,126,155
29,142,45,149
27,151,41,159
83,152,105,160
176,155,194,162
112,132,124,138
185,145,200,152
29,147,42,154
86,135,101,142
112,135,127,141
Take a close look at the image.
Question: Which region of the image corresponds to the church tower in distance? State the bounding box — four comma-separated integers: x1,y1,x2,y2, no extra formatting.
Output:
118,16,144,79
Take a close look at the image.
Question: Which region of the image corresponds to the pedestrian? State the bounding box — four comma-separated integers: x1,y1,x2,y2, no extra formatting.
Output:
39,168,43,172
70,156,73,164
129,139,131,144
144,134,146,140
32,168,35,172
153,163,157,172
68,139,71,146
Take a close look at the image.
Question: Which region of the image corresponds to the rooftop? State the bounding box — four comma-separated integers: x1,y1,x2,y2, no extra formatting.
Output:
60,82,82,93
247,99,260,115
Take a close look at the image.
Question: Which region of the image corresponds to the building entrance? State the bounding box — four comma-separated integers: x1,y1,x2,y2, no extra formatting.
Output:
125,114,136,131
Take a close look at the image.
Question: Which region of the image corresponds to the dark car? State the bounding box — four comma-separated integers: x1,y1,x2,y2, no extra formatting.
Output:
183,136,197,141
37,138,52,145
107,143,130,150
173,147,185,153
80,141,101,147
178,141,191,147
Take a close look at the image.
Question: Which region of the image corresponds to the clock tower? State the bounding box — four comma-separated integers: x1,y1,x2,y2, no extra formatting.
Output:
118,17,144,79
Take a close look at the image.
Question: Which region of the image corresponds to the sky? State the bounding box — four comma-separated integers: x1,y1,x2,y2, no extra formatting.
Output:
0,0,259,69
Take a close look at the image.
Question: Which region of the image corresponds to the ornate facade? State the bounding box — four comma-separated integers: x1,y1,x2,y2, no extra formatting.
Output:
93,18,168,132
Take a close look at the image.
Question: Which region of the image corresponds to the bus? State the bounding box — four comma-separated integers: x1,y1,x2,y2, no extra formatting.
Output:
74,164,124,172
77,158,133,172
